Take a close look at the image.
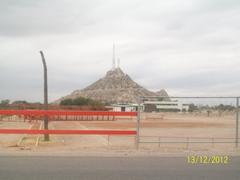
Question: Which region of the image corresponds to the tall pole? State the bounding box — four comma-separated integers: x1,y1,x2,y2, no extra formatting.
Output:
112,43,116,70
236,97,239,148
117,58,120,68
136,97,141,149
40,51,49,141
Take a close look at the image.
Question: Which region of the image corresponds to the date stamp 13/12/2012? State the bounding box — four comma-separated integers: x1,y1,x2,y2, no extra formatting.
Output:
187,155,230,164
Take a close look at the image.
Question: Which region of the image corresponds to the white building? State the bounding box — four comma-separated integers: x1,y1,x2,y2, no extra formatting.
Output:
144,100,189,112
112,103,142,112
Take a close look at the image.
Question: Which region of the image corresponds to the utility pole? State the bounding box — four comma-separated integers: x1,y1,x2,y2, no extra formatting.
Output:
236,97,239,148
40,51,49,141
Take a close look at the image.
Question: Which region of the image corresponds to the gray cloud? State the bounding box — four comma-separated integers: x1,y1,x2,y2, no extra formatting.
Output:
0,0,240,102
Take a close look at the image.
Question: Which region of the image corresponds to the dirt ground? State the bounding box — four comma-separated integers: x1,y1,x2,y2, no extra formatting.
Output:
0,112,239,156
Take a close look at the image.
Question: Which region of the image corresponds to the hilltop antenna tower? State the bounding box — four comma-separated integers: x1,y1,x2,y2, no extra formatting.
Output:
112,43,116,70
117,58,120,68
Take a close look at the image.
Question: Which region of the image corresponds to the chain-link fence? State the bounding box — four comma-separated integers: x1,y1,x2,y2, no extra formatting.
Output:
136,96,239,150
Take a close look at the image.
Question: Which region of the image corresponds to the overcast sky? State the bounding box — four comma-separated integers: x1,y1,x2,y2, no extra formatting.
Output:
0,0,240,103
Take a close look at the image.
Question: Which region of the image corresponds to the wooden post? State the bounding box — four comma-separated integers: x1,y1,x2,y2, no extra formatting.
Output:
40,51,49,141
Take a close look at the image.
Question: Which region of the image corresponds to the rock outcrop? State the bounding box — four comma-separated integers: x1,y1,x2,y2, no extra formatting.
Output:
55,68,168,104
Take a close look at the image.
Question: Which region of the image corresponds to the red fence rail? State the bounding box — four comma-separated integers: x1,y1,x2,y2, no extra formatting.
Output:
0,110,137,117
0,129,137,135
0,110,137,135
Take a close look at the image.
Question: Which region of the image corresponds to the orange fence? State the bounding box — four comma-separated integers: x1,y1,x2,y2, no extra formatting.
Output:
0,129,136,135
0,110,137,121
0,110,138,136
0,110,137,117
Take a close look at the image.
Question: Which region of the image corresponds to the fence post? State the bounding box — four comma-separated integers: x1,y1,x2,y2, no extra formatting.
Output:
236,97,239,148
107,135,110,146
136,97,141,149
158,137,161,148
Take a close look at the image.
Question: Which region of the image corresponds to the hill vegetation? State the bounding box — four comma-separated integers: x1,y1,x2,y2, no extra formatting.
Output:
60,97,105,109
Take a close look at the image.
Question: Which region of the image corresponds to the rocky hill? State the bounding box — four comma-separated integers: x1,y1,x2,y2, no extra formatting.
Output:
55,68,168,104
156,89,169,97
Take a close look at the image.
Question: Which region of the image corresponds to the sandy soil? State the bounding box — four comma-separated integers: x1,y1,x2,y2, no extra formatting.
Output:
0,112,239,156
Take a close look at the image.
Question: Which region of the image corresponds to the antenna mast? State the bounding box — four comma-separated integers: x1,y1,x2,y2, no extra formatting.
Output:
117,58,120,68
112,43,116,70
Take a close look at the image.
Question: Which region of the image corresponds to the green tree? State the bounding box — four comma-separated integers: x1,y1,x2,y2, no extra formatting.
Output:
60,99,73,105
0,99,10,105
188,103,198,112
12,100,28,104
60,97,104,108
72,97,91,105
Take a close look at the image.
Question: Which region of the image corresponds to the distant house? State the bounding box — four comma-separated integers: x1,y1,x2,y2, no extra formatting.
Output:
112,103,143,112
143,100,189,112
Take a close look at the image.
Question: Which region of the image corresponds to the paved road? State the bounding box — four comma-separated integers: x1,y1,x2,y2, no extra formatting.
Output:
0,156,239,180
